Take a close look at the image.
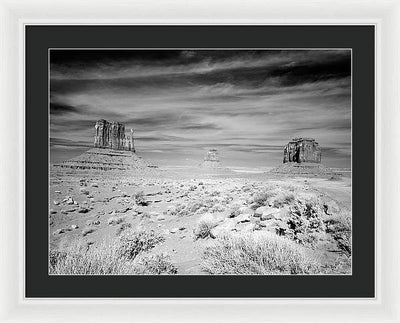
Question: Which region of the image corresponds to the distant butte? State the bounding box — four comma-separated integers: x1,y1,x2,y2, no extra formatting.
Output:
283,137,321,164
201,149,223,169
53,120,158,171
270,137,334,175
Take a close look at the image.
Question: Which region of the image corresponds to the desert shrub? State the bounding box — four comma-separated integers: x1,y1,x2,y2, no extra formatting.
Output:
188,202,206,214
49,230,169,275
320,255,351,274
117,229,165,260
169,204,187,216
272,192,295,208
134,253,178,275
202,232,319,275
107,215,126,226
193,216,218,240
251,191,270,209
133,191,148,206
49,241,132,275
324,211,352,256
284,200,326,246
49,250,67,269
170,198,219,217
115,222,132,236
210,204,225,213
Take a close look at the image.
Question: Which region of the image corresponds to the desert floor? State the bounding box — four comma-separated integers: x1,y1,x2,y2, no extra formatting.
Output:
49,166,352,275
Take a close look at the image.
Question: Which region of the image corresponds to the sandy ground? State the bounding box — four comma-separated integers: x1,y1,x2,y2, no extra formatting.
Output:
49,166,351,275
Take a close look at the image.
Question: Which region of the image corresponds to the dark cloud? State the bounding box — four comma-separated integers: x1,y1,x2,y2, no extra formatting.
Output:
50,102,80,115
178,123,222,131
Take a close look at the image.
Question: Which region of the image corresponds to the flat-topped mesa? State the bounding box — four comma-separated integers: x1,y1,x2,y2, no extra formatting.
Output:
283,137,321,164
204,149,220,162
201,149,223,168
94,119,135,152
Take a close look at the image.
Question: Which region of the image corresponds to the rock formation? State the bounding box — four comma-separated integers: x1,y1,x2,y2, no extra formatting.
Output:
53,119,159,171
283,137,321,164
270,137,337,176
94,119,135,152
204,149,220,162
54,148,154,171
201,149,223,168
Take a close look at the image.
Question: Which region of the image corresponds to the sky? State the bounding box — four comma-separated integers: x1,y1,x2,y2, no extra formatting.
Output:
50,49,351,168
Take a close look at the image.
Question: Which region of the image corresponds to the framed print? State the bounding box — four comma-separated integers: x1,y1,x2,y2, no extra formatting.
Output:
25,25,374,298
1,0,400,321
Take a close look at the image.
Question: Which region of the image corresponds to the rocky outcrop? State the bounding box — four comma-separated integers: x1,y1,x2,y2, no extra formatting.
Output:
53,119,160,171
269,137,338,176
283,137,321,164
53,148,157,171
94,119,135,152
201,149,222,168
204,149,220,162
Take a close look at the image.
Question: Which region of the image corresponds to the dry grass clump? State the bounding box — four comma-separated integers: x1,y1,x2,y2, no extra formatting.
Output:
251,184,299,209
117,229,165,260
49,240,132,275
169,198,220,217
202,232,319,275
251,191,270,209
320,255,351,274
272,192,295,208
49,230,170,275
134,253,178,275
193,215,219,240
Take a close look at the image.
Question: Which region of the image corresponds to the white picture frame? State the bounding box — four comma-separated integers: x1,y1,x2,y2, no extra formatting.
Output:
0,0,398,322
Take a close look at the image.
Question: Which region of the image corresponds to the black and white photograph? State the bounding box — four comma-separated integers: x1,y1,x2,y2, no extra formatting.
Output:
49,49,352,275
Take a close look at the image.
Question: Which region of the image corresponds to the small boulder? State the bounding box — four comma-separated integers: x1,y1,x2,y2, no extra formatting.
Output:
66,197,75,205
53,228,65,235
260,208,280,221
239,206,254,215
170,227,179,234
79,187,90,195
211,219,236,237
254,206,271,217
78,207,90,214
236,213,251,223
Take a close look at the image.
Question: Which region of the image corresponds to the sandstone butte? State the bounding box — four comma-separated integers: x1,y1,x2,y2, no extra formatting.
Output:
270,137,337,175
94,119,135,152
201,149,223,168
53,119,157,171
283,137,322,164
